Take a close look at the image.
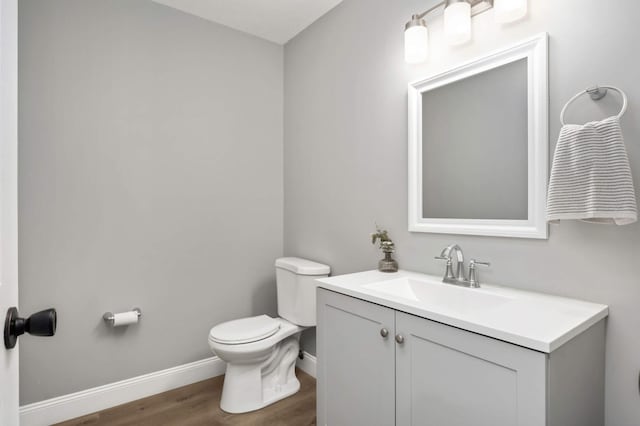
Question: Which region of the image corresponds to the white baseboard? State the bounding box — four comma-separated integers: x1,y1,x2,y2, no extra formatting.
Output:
19,351,317,426
19,356,226,426
296,350,317,378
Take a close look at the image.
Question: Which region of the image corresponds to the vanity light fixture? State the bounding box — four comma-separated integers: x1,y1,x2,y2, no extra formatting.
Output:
494,0,528,23
404,0,528,64
405,15,429,63
444,0,472,46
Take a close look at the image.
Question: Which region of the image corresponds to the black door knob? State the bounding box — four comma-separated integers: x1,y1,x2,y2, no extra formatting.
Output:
4,307,57,349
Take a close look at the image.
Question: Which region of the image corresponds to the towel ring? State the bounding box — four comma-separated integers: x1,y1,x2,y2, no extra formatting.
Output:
560,85,628,125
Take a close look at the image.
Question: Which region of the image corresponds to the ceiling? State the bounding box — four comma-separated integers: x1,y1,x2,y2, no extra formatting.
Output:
151,0,344,45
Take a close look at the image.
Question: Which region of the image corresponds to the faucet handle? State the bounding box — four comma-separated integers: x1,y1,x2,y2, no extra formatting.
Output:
435,256,456,281
468,259,490,288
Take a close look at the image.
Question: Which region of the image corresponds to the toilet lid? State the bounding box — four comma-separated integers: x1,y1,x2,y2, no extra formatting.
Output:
209,315,280,345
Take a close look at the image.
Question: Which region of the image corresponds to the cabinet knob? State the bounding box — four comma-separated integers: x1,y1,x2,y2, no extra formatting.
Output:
395,334,405,344
380,328,389,338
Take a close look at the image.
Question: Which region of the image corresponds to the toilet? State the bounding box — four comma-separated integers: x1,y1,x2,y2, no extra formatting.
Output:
208,257,330,414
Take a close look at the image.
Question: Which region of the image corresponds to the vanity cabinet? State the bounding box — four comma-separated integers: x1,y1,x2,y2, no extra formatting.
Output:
317,288,605,426
316,287,396,426
395,310,545,426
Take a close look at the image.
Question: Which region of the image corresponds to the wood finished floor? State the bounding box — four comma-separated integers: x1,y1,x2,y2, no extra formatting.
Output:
54,369,316,426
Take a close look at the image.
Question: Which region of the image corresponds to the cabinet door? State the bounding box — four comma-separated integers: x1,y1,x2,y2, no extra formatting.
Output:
396,311,547,426
317,289,396,426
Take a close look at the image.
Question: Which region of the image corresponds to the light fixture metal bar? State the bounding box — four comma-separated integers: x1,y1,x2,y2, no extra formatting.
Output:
470,0,494,17
415,1,445,20
413,0,493,21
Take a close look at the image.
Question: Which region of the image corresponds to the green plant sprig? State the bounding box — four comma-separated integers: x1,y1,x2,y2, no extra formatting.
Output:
371,225,395,253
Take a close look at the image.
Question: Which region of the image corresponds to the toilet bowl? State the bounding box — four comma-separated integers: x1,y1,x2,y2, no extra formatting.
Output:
209,316,303,413
208,257,330,414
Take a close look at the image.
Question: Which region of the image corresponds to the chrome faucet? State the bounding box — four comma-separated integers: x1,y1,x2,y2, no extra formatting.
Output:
435,244,490,288
435,244,467,285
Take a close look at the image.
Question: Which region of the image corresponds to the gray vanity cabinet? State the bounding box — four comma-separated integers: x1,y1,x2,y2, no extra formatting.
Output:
316,287,395,426
317,288,605,426
395,311,545,426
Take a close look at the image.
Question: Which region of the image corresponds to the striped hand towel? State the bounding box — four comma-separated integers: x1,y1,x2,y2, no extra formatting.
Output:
547,116,637,225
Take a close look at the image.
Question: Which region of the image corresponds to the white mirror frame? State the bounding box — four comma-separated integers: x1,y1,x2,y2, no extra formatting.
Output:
408,33,548,239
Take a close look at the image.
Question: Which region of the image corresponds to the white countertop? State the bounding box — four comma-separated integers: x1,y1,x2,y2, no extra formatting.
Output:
316,269,608,353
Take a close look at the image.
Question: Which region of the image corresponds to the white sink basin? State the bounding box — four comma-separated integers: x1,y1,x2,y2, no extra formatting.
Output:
363,277,513,314
316,269,609,353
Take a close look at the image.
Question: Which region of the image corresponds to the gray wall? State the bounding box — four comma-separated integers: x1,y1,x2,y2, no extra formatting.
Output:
19,0,283,404
284,0,640,425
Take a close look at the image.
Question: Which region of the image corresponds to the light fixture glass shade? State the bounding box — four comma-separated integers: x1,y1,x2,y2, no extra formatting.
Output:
494,0,527,23
444,1,471,45
404,23,429,64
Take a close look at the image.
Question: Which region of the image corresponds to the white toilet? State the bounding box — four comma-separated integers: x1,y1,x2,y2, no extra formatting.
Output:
208,257,330,414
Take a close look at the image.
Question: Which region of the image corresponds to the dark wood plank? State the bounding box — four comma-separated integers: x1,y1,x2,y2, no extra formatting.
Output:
55,369,316,426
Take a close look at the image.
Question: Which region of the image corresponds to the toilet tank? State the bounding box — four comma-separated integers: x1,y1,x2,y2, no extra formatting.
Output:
275,257,330,326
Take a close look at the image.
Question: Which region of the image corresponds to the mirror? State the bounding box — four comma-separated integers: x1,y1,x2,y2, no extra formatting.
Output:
408,33,548,239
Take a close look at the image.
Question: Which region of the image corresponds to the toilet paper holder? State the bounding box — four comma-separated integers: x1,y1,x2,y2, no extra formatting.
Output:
103,308,142,327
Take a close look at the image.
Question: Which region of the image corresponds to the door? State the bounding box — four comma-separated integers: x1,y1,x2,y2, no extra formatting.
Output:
395,311,547,426
0,0,19,424
317,289,395,426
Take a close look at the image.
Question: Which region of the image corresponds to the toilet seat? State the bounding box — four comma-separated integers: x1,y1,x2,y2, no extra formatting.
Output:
209,315,280,345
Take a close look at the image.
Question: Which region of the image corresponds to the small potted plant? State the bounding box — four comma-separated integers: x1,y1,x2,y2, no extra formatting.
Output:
371,225,398,273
